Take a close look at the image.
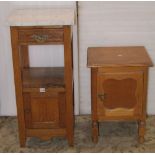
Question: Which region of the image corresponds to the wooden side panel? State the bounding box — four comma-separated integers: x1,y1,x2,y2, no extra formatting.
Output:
20,45,29,68
142,67,148,119
91,68,98,121
91,68,99,143
138,67,148,143
64,26,74,146
10,27,26,147
59,92,66,128
23,93,32,128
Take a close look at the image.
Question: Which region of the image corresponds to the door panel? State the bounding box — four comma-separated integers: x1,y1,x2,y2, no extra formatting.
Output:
101,78,137,109
24,92,66,129
30,95,59,128
97,71,143,118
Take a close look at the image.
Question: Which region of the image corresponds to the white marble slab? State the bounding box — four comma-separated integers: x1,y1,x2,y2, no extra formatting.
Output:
8,8,75,26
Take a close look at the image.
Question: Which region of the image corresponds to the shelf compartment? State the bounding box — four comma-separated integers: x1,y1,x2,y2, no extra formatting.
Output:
22,67,65,89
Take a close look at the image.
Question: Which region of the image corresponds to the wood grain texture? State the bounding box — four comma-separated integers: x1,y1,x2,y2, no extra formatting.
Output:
10,27,26,147
88,46,152,143
18,28,64,44
22,67,65,88
87,46,153,67
24,92,66,129
97,70,143,117
138,67,148,143
26,128,66,141
64,26,74,146
11,26,74,147
20,45,29,68
91,68,99,143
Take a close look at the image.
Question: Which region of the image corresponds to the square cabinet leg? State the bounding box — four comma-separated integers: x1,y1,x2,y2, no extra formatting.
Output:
19,136,26,147
92,121,99,143
67,136,74,146
138,120,146,143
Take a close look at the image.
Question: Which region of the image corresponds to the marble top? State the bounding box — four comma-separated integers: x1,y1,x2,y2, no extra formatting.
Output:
8,8,75,26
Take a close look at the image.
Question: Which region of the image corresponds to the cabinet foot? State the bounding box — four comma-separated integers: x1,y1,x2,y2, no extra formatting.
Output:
20,137,26,147
138,136,145,143
92,121,99,143
138,120,145,143
67,136,74,146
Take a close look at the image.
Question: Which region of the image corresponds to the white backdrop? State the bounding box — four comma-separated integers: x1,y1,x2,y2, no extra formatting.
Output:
78,1,155,114
1,2,155,116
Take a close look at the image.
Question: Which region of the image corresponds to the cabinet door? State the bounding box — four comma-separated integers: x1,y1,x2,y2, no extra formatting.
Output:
24,92,66,129
97,71,143,118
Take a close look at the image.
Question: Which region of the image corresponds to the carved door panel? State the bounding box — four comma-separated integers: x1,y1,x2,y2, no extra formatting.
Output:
24,92,66,129
97,71,143,118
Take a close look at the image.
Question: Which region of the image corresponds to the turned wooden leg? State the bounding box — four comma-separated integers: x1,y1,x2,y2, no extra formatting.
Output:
138,120,145,143
92,121,99,143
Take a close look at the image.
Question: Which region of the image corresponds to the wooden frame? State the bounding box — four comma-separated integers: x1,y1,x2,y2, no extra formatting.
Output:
10,26,74,147
88,47,153,144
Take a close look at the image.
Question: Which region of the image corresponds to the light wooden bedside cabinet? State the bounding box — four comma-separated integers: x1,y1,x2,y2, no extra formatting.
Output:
87,46,153,143
9,9,74,147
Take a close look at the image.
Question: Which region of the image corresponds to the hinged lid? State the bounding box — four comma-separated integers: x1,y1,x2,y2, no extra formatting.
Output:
87,46,153,67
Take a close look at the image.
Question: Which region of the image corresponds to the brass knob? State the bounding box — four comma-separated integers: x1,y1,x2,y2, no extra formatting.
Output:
98,93,105,101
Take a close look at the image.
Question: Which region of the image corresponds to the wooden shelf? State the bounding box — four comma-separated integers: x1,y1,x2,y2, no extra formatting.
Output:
22,67,65,89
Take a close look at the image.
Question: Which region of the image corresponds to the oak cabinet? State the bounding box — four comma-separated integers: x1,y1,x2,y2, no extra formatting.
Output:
10,26,74,147
87,46,153,143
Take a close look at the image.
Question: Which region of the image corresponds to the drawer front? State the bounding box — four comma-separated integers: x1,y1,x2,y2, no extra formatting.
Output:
24,92,66,129
97,71,144,119
18,28,64,44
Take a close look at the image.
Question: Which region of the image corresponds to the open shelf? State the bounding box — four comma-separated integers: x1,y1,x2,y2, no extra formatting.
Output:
22,67,65,89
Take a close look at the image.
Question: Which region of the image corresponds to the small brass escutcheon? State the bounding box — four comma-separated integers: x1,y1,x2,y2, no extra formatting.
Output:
31,34,48,43
98,93,105,101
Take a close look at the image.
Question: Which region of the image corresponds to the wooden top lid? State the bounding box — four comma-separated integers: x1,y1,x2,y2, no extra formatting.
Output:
87,46,153,67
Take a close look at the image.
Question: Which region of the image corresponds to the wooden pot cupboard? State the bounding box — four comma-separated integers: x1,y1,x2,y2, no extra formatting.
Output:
87,46,153,143
10,26,74,147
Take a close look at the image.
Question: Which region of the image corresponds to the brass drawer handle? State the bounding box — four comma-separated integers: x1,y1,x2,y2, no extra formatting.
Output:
31,34,48,43
98,93,105,101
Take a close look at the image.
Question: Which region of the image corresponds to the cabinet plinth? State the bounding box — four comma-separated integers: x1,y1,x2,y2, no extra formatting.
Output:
10,26,74,147
87,46,153,143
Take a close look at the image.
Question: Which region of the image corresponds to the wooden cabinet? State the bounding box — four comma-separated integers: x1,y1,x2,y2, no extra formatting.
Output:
10,26,74,147
87,46,153,143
